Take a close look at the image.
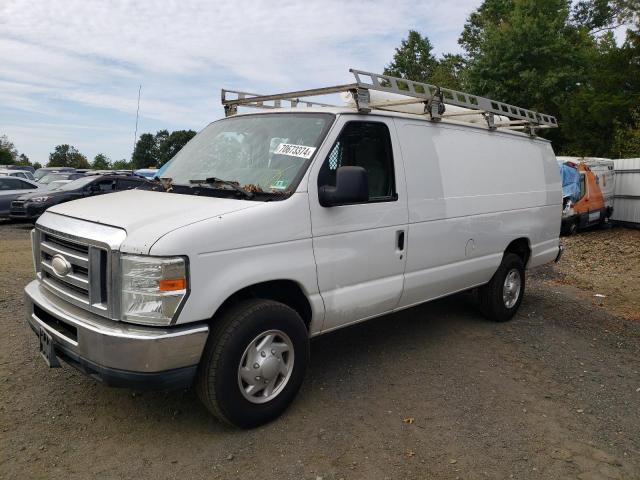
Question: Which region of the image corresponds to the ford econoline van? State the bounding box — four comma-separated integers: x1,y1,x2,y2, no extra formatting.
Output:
24,70,562,427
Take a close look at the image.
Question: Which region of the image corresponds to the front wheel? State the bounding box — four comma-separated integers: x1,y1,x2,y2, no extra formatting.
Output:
478,253,525,322
196,299,309,428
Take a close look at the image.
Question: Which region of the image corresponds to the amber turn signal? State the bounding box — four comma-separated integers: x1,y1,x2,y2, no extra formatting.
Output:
158,278,186,291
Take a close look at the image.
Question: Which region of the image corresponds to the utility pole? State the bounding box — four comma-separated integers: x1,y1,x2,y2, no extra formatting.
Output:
132,84,142,155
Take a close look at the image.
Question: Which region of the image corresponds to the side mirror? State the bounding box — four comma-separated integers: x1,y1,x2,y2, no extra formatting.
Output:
319,166,369,207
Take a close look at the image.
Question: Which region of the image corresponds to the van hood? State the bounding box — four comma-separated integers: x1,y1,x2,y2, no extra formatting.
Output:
45,189,260,253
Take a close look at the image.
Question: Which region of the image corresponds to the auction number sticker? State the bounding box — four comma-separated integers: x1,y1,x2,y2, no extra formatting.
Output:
274,143,316,159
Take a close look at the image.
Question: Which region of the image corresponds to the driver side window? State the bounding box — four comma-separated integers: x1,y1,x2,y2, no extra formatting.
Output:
0,178,15,190
91,179,116,193
318,121,396,202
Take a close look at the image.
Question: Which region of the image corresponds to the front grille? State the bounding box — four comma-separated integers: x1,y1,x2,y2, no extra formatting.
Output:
35,229,114,318
11,200,25,209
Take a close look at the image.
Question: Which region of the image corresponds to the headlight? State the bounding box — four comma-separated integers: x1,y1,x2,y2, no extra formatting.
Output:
31,196,51,203
120,255,188,326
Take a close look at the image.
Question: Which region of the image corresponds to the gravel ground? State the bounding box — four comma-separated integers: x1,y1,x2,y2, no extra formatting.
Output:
554,227,640,321
1,219,639,480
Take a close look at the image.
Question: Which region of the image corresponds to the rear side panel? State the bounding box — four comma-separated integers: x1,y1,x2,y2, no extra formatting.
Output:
394,120,560,308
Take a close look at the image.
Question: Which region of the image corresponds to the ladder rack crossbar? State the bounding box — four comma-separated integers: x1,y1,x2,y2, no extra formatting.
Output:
222,87,350,106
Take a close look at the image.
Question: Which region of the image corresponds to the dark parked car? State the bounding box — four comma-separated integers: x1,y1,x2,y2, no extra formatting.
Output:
0,177,41,217
10,174,155,220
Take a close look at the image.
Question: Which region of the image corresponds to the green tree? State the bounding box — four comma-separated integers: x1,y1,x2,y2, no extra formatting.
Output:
92,153,111,170
0,135,18,164
461,0,594,152
430,54,468,90
559,31,639,155
464,0,586,112
153,129,170,162
48,144,90,168
459,0,514,58
384,30,438,83
611,106,640,157
132,129,197,168
459,0,639,156
156,129,196,166
16,153,30,166
572,0,639,32
33,162,42,170
131,133,157,169
111,159,132,170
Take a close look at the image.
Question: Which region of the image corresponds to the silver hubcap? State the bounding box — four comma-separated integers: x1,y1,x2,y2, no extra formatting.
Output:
503,268,521,308
237,330,294,404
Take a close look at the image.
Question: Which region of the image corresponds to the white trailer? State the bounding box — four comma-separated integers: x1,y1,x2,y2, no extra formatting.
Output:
612,158,640,226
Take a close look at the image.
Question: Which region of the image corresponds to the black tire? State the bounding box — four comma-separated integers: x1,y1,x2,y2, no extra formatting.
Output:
561,220,577,236
196,299,309,428
478,253,525,322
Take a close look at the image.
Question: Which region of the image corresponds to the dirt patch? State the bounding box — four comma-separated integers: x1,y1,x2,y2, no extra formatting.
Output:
552,226,640,320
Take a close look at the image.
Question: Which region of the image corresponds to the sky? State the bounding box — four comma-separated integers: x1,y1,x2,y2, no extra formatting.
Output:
0,0,488,164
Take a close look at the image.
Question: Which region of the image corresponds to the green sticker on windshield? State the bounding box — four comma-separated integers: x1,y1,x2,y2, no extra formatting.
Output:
271,179,288,190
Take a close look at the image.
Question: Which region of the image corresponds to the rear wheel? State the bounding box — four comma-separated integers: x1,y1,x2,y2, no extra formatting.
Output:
196,299,309,428
478,253,525,322
561,220,577,236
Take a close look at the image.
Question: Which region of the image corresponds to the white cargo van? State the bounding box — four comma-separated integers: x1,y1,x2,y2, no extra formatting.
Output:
24,70,562,427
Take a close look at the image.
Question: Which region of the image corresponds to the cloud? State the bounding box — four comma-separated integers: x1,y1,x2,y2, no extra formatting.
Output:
0,0,481,161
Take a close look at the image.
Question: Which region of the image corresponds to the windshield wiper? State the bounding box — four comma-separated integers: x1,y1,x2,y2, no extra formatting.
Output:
189,177,254,199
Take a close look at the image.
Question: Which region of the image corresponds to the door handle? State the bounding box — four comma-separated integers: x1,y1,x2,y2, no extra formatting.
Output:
396,230,405,251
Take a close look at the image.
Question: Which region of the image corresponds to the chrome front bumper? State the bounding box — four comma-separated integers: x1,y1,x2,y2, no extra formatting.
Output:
25,280,209,388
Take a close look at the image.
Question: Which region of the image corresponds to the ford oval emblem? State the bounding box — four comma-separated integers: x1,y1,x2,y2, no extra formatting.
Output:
51,254,72,277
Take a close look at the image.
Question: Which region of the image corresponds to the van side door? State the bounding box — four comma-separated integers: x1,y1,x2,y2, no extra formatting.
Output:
308,116,408,332
394,120,512,307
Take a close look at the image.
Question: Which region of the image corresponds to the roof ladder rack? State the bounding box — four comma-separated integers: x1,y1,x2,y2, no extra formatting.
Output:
221,68,558,133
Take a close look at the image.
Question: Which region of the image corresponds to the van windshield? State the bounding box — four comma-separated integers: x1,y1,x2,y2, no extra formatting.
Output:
160,113,333,197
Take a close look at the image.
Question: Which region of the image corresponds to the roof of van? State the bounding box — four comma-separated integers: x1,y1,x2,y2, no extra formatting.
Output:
226,106,552,143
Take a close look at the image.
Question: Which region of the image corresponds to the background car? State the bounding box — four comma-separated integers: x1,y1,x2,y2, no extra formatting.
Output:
10,174,155,220
134,168,158,178
37,172,85,185
0,176,41,217
33,167,76,181
0,168,36,181
0,165,36,173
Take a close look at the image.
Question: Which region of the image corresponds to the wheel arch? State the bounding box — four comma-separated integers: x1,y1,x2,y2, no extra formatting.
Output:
504,237,531,267
211,280,313,331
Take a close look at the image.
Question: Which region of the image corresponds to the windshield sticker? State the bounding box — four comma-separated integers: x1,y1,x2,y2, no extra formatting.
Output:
274,143,316,159
270,179,288,190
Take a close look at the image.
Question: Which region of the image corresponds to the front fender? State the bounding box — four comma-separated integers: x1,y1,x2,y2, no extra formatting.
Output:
180,239,324,334
147,193,325,334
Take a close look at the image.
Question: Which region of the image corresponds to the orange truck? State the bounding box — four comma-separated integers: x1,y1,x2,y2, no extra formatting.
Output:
557,157,615,235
